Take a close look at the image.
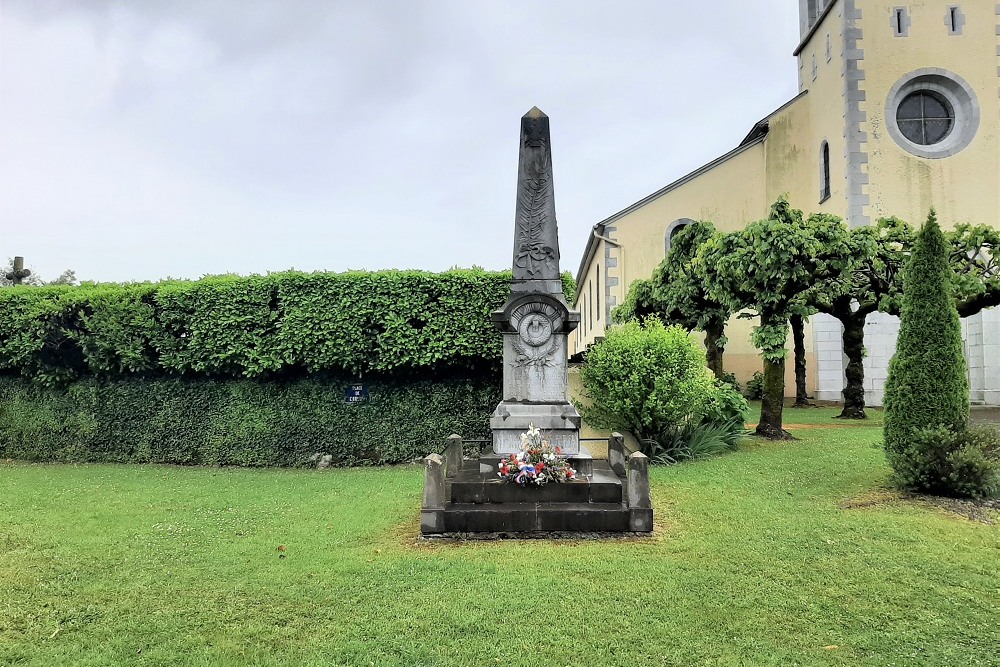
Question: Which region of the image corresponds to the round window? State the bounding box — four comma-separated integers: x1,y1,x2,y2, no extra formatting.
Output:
895,91,954,146
885,70,979,159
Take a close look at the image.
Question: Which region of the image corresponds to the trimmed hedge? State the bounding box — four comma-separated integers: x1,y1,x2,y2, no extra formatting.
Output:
0,375,498,466
0,270,576,384
0,269,576,465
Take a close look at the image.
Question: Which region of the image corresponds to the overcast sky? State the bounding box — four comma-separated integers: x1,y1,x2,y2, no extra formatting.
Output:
1,1,801,283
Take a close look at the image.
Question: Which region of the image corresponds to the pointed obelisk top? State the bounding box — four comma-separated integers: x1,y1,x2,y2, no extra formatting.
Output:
511,106,561,294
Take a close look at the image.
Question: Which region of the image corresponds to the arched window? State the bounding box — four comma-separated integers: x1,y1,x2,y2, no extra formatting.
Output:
819,141,831,202
664,218,696,255
588,280,593,330
596,265,601,321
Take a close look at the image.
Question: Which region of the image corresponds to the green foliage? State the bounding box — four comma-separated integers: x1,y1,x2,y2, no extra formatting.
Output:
805,217,911,318
576,319,748,445
0,269,575,384
948,222,1000,317
745,371,764,400
946,426,1000,499
614,222,731,342
884,212,973,496
612,278,656,324
0,375,498,466
698,200,856,361
719,371,740,393
651,222,731,333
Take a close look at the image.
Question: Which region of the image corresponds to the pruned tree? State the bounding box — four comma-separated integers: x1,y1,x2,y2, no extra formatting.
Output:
789,310,813,407
614,222,733,379
698,198,857,438
949,223,1000,317
804,217,910,419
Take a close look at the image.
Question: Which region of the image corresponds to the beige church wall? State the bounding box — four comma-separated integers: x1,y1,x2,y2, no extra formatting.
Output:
780,23,851,220
764,95,824,215
859,1,1000,229
611,145,768,291
570,236,610,357
572,142,768,355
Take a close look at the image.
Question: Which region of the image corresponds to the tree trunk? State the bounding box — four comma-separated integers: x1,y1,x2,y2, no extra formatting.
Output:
790,314,811,407
704,321,726,379
837,315,868,419
757,356,791,439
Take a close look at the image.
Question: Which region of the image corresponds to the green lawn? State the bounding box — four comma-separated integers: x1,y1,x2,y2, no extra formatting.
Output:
1,423,997,666
751,402,885,426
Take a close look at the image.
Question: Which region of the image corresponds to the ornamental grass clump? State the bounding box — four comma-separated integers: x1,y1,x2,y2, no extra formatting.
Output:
883,211,998,498
497,424,577,486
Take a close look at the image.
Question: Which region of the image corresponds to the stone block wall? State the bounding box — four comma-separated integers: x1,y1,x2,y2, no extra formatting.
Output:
812,314,846,401
813,307,1000,407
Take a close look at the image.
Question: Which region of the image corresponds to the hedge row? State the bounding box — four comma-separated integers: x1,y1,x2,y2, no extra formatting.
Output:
0,270,576,384
0,375,498,466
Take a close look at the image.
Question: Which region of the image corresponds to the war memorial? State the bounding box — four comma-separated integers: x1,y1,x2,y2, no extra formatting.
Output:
419,108,653,536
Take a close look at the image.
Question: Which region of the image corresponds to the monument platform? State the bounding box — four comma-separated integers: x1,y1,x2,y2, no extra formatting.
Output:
420,434,652,536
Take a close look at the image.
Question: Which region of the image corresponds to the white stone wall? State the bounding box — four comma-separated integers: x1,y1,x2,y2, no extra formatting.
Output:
861,312,899,407
966,307,1000,405
812,307,1000,407
812,313,846,401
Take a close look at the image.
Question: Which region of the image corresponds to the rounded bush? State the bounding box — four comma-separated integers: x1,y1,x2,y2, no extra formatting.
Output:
577,319,747,444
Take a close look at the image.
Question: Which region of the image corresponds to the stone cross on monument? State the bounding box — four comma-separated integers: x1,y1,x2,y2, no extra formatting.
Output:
5,257,31,285
490,108,582,455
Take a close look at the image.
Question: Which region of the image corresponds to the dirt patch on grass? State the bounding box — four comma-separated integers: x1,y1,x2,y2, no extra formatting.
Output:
840,488,1000,525
747,423,871,430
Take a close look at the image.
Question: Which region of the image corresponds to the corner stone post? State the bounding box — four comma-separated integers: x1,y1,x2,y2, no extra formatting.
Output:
627,452,653,533
609,432,627,477
445,434,463,478
421,454,446,534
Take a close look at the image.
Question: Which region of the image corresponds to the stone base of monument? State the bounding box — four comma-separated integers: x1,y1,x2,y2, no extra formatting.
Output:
420,433,653,537
490,401,583,454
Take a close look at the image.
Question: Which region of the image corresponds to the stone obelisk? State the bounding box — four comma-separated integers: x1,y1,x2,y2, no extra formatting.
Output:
490,107,582,454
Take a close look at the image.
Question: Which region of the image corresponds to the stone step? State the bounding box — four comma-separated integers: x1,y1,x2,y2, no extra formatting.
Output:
442,502,631,533
450,462,622,504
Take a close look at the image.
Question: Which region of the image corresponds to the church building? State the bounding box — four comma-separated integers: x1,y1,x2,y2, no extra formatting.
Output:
570,0,1000,406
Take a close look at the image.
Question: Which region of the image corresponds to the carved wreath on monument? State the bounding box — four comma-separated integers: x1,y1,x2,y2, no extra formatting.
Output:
510,301,561,368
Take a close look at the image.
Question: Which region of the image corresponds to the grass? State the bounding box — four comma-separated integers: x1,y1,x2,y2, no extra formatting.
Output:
1,423,998,666
751,402,886,427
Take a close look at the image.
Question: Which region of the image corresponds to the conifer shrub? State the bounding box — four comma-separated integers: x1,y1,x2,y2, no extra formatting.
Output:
576,319,748,463
882,212,995,497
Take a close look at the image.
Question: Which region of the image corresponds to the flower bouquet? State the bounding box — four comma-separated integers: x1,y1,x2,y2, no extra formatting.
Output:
498,424,576,486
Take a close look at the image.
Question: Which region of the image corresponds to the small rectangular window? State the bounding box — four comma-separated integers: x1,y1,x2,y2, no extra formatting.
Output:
893,7,909,37
811,54,817,81
946,6,963,35
825,34,832,62
596,265,600,320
